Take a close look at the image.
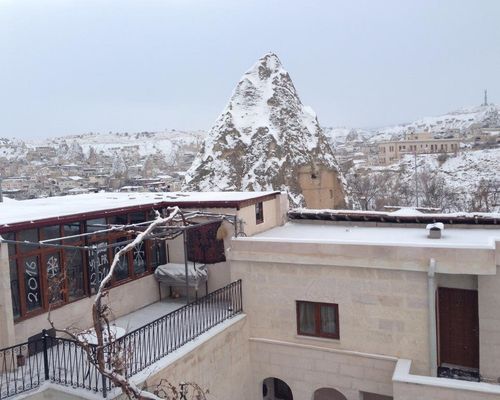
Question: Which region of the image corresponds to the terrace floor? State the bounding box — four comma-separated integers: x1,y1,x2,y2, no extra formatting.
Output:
112,297,186,333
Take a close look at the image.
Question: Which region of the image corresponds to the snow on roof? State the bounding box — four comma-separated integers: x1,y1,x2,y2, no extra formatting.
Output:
291,208,500,220
0,191,279,228
1,196,17,202
247,221,500,249
389,208,424,216
426,222,444,231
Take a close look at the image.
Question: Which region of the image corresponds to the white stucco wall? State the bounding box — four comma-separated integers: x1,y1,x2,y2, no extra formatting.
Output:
0,243,16,348
393,382,500,400
393,359,500,400
237,195,286,237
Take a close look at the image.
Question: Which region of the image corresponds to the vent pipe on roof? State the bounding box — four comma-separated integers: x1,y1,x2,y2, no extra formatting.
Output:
428,258,437,377
427,222,444,239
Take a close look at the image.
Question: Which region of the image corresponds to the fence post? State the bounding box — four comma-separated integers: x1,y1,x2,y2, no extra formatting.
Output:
102,373,107,398
42,329,50,381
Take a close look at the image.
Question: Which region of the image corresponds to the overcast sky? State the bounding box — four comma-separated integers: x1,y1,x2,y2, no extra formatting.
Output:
1,0,499,139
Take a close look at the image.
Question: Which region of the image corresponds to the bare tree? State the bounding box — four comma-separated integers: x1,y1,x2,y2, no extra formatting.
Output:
417,168,459,212
469,178,500,212
347,171,386,210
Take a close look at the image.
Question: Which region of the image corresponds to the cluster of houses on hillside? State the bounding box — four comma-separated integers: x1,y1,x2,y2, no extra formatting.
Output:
0,148,197,200
0,170,185,200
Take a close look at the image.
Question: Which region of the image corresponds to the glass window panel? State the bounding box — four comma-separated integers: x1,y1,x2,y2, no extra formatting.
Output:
320,305,337,335
65,248,85,301
18,229,39,254
113,238,129,281
9,259,20,318
129,212,146,224
24,255,42,311
255,202,264,223
86,218,107,233
42,225,61,242
64,222,81,241
108,214,128,226
149,240,166,269
298,302,316,335
46,252,63,304
133,242,146,274
3,232,16,258
88,242,109,293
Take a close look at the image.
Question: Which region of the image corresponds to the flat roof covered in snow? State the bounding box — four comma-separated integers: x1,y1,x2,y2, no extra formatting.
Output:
0,191,280,231
248,221,500,249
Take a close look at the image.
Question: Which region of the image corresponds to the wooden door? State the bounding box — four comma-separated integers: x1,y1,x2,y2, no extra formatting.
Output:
438,287,479,369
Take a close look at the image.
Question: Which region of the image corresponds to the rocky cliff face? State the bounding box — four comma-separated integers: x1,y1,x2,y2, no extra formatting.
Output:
184,53,349,207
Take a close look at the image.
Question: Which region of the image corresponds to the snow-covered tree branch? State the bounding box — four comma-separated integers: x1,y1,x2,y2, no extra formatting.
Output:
48,206,208,399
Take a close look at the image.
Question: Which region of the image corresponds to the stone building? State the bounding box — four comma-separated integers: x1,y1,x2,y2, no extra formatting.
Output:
378,132,460,165
0,193,500,400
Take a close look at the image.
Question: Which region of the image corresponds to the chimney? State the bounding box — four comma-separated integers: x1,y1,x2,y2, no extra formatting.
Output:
426,222,444,239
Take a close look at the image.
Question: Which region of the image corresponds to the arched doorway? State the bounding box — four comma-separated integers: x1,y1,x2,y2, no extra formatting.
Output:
262,377,293,400
313,387,347,400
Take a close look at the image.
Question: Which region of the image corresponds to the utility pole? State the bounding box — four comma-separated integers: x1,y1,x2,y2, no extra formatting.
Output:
0,176,3,203
415,151,419,208
483,89,488,106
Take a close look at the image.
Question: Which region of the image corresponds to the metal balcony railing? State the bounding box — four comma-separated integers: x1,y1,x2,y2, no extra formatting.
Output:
0,279,243,398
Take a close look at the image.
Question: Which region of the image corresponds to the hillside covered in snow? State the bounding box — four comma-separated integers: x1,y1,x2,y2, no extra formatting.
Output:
374,104,500,140
322,104,500,146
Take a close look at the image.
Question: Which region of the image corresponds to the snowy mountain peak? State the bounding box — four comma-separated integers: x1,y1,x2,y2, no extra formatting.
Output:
184,53,350,208
251,52,284,77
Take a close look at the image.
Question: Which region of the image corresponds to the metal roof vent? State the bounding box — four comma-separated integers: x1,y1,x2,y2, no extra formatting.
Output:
426,222,444,239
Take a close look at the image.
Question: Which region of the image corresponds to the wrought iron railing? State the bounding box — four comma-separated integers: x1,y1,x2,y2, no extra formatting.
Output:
0,340,45,398
114,278,243,380
0,279,243,398
46,337,106,394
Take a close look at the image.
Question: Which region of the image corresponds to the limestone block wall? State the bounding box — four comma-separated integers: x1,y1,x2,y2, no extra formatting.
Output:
230,239,496,275
249,339,396,400
136,316,252,400
230,260,431,374
478,266,500,381
297,165,346,209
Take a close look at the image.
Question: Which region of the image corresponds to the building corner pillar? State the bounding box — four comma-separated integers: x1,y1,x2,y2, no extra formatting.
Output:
0,242,16,349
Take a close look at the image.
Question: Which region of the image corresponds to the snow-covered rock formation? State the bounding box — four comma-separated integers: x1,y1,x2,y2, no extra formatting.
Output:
184,53,349,208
